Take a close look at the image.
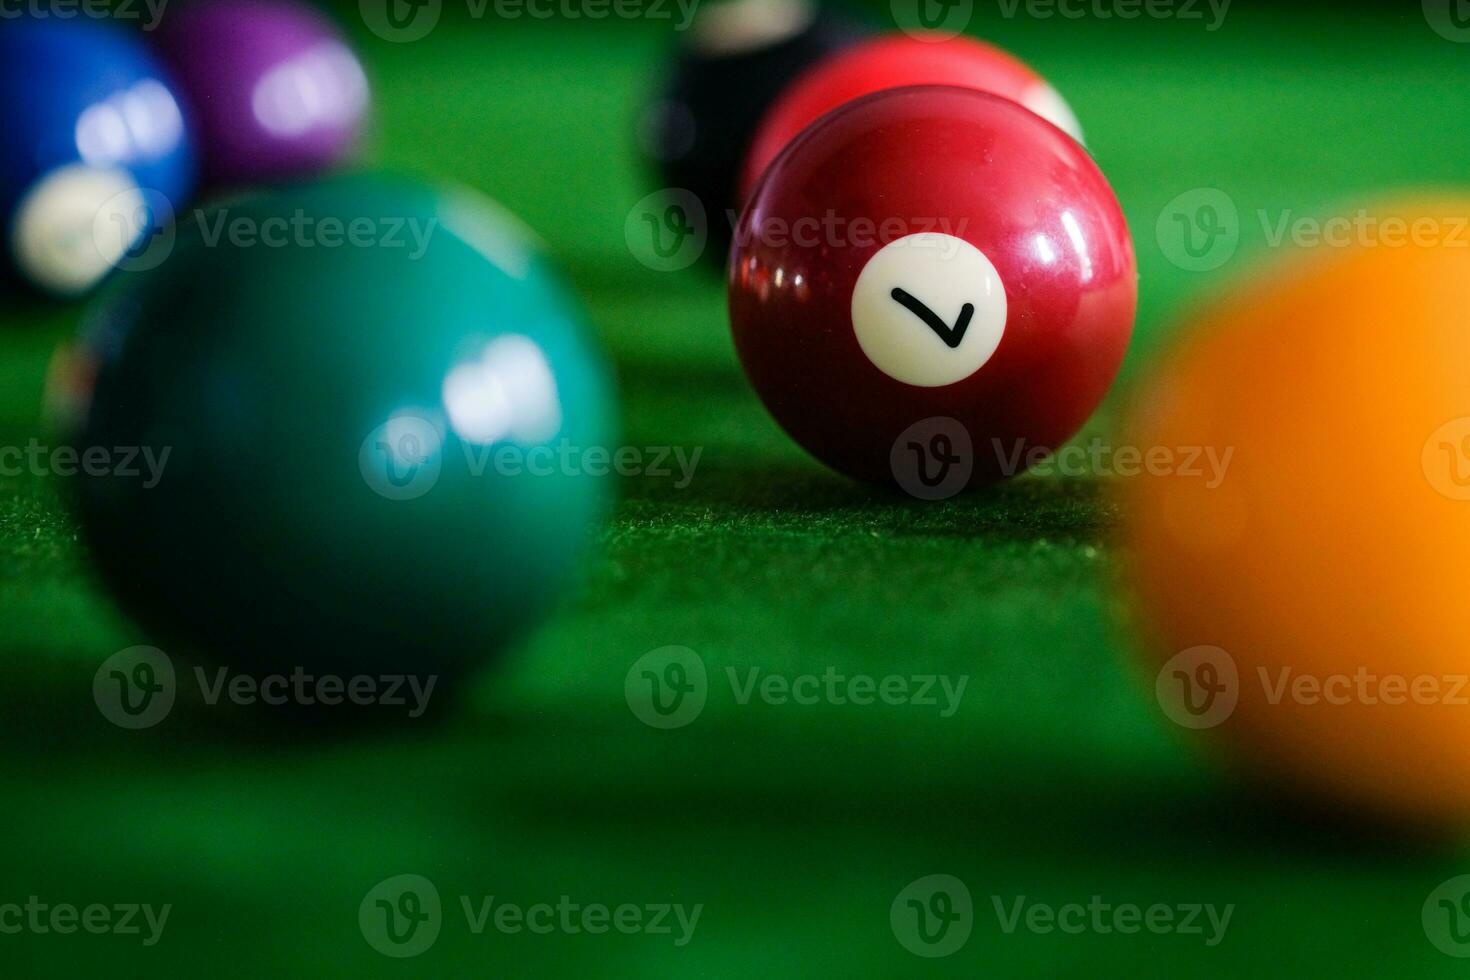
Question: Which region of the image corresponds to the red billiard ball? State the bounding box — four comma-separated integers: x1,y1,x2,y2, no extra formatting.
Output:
740,33,1083,198
728,86,1135,489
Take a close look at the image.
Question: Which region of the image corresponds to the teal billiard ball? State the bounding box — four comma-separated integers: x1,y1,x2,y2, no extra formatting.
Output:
63,174,614,677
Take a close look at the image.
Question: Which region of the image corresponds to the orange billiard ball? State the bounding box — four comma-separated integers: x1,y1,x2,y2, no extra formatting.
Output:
1121,197,1470,828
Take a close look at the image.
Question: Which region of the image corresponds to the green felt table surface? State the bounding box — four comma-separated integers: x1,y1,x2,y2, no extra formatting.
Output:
4,2,1470,975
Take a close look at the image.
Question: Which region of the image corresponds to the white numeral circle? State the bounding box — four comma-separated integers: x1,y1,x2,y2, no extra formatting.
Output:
850,233,1007,388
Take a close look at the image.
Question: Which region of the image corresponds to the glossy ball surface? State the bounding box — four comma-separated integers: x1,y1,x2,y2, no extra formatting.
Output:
1122,199,1470,828
741,33,1082,198
0,17,196,296
642,0,863,265
730,87,1134,487
154,0,369,187
66,174,613,676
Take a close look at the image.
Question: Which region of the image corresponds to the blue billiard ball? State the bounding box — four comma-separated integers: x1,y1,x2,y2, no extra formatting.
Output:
0,17,196,297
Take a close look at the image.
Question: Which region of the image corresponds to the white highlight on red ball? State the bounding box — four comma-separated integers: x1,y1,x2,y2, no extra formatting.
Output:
850,233,1007,388
1021,80,1085,145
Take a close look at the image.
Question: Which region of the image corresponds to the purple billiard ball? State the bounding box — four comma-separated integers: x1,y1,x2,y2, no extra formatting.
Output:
153,0,369,187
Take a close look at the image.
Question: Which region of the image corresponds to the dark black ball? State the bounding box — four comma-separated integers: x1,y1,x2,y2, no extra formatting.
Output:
641,2,866,268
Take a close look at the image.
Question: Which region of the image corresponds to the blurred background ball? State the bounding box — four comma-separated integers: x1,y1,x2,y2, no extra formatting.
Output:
154,0,370,188
640,0,865,268
1122,197,1470,827
740,32,1083,199
0,16,196,297
64,174,614,677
